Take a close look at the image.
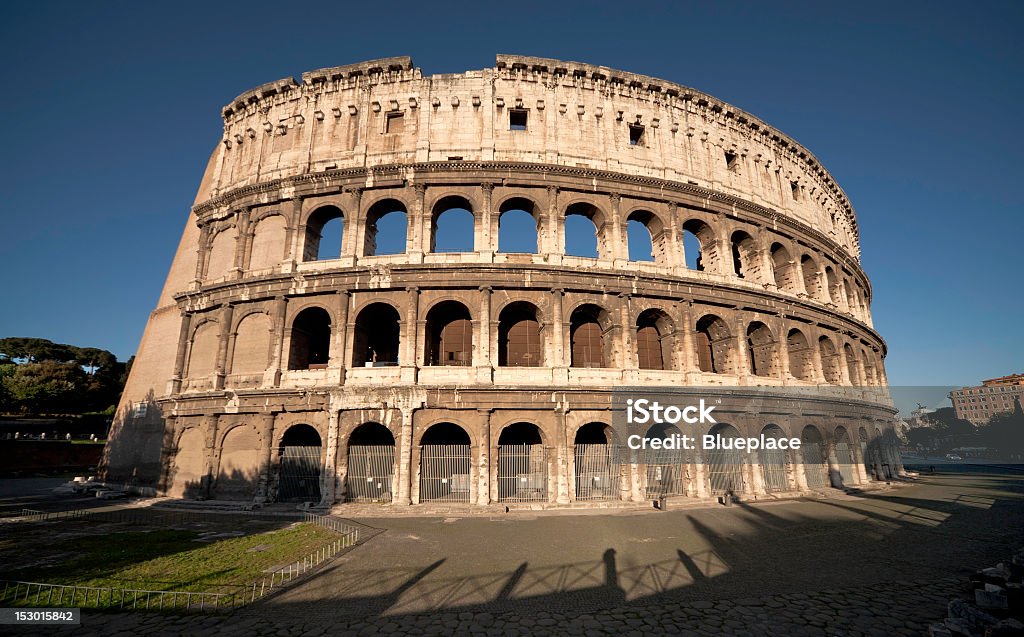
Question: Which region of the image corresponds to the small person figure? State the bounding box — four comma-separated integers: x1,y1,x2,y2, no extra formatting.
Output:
66,433,71,441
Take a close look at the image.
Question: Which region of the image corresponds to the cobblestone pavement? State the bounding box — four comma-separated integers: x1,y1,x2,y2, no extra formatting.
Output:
6,472,1024,636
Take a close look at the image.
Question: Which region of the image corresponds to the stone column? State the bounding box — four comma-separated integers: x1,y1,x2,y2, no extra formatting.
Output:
734,313,751,381
476,409,491,505
618,293,634,373
331,290,350,385
401,287,420,383
283,198,303,272
777,318,791,382
608,193,625,265
254,413,276,503
170,312,193,394
409,184,426,262
826,443,842,488
194,225,211,285
550,288,568,380
320,408,340,506
555,409,570,504
201,414,220,498
680,303,697,378
396,406,415,505
476,286,493,382
749,451,767,496
214,304,234,390
811,334,826,384
479,182,495,259
265,296,287,387
232,209,250,275
545,186,561,262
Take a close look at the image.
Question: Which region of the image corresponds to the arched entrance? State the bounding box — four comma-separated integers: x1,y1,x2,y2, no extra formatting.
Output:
706,423,745,495
801,425,828,489
277,424,322,503
419,423,472,502
346,423,395,502
759,424,793,493
497,423,547,502
574,422,618,501
643,423,687,498
834,427,855,486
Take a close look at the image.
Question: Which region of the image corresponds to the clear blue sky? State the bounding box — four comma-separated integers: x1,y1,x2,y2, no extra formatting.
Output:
1,1,1020,387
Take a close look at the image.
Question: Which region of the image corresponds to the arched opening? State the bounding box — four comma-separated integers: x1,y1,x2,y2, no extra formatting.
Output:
770,243,799,293
706,423,745,495
425,301,473,366
564,202,601,258
430,196,474,253
497,422,547,502
730,230,758,280
644,422,688,497
346,423,395,503
819,336,842,384
800,255,819,299
636,309,673,370
833,427,855,486
498,302,542,367
216,425,260,499
862,348,877,386
352,303,400,367
746,322,776,377
303,206,344,261
363,199,408,256
844,343,860,386
498,198,538,254
206,227,238,281
288,307,331,370
570,304,609,368
801,425,828,489
682,219,715,271
574,422,617,501
825,266,842,305
186,321,219,380
787,328,813,381
626,210,666,264
419,422,471,502
759,424,792,492
277,424,321,503
695,314,733,374
858,427,873,477
249,215,287,270
231,313,271,376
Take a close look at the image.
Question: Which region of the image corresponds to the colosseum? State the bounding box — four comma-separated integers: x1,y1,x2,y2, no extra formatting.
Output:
102,55,903,507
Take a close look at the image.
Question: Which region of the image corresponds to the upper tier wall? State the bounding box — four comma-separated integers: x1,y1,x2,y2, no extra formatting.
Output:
211,55,861,260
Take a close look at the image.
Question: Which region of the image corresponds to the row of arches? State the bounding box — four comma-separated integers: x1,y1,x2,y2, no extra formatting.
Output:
187,419,898,504
201,190,869,322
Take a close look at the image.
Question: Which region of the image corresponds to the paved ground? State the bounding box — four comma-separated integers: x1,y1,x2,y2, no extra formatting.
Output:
4,472,1024,636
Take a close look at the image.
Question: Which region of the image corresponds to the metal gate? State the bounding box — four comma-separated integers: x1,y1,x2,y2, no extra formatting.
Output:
835,442,855,485
645,448,687,498
706,447,745,495
346,445,395,502
801,442,828,489
759,448,790,492
278,446,321,502
498,444,547,502
574,444,617,501
419,444,471,502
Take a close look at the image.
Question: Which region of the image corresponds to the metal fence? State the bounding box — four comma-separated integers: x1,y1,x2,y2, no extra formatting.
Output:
835,442,855,485
759,449,791,492
0,511,359,613
802,442,828,488
644,448,687,498
574,444,618,501
419,444,471,502
278,445,322,502
706,448,745,495
346,445,395,502
497,444,548,502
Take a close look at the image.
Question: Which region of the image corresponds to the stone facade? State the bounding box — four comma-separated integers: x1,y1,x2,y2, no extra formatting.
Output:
102,55,901,505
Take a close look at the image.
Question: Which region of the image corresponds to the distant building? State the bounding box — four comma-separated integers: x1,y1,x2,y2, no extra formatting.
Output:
950,374,1024,425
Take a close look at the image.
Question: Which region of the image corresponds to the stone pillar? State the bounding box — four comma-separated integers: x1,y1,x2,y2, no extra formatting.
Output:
749,451,767,496
551,288,567,371
608,193,625,265
555,409,570,504
194,224,211,284
793,456,809,492
396,407,415,505
401,287,419,383
476,409,491,505
202,414,220,498
283,198,303,272
254,413,276,503
691,452,709,499
409,184,426,262
680,303,697,378
811,335,826,384
838,338,853,385
232,209,250,275
734,313,751,381
170,312,193,394
777,319,791,382
479,182,495,259
320,408,340,506
618,293,634,372
331,290,350,385
476,286,493,382
826,443,842,488
214,304,234,390
545,186,561,261
265,297,287,387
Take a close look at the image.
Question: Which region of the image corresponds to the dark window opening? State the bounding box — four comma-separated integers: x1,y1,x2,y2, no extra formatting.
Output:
499,303,541,367
509,109,528,131
350,422,395,446
791,181,801,200
725,151,738,171
421,422,471,445
571,306,606,368
636,310,670,371
303,206,344,262
431,196,474,253
353,303,400,367
288,307,332,370
498,422,543,445
628,124,645,146
364,199,408,256
426,301,473,366
575,422,609,445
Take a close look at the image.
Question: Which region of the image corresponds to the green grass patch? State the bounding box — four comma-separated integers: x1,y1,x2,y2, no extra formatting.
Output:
1,523,337,593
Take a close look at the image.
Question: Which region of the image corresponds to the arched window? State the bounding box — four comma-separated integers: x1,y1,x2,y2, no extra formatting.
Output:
425,301,473,366
801,425,828,489
626,210,665,263
574,422,617,501
249,215,287,270
730,231,758,280
862,348,877,386
288,307,331,370
303,206,344,261
570,304,608,368
682,219,715,271
430,196,474,253
277,424,322,503
759,424,792,492
818,336,842,384
352,303,400,367
564,202,601,258
497,422,547,502
364,199,408,256
770,243,799,293
186,321,219,380
498,198,538,254
786,328,813,381
206,227,237,281
346,423,395,503
695,314,732,374
825,266,841,304
419,422,471,502
843,343,860,386
636,309,673,370
498,302,542,367
746,322,776,377
231,313,271,375
800,255,819,298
